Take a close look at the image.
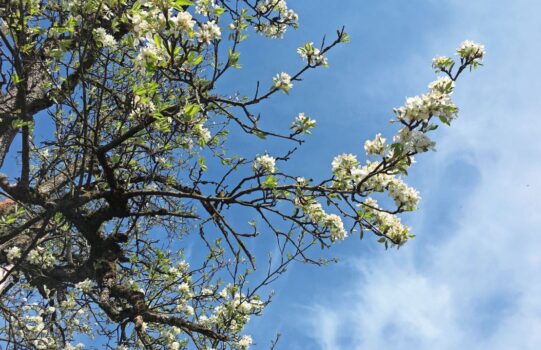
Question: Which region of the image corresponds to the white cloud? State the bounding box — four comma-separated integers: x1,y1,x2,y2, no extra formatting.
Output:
303,0,541,349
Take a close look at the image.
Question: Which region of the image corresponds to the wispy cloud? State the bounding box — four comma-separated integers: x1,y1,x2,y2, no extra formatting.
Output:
302,0,541,349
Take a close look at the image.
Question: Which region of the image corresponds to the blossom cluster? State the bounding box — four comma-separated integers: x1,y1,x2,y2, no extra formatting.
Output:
5,245,56,269
253,154,277,174
393,77,457,123
273,72,293,93
294,197,348,241
457,40,485,61
364,133,386,156
195,20,221,44
291,113,316,134
255,0,299,38
297,42,328,66
93,27,117,50
128,2,223,73
433,40,485,72
393,127,436,153
362,198,412,245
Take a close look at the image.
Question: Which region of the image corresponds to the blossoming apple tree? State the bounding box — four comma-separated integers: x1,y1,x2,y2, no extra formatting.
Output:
0,0,484,349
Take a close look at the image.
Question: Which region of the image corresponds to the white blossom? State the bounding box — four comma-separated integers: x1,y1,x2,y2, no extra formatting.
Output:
178,282,191,295
291,112,316,134
393,89,456,123
93,27,117,50
364,133,386,156
196,21,221,44
325,214,347,240
387,178,420,211
457,40,485,61
75,279,93,293
432,56,454,72
428,76,455,94
236,335,253,349
297,42,328,66
170,11,195,36
6,246,21,263
193,124,211,144
393,127,436,153
195,0,216,16
273,72,293,93
26,247,55,269
134,41,167,71
253,155,276,174
331,153,359,184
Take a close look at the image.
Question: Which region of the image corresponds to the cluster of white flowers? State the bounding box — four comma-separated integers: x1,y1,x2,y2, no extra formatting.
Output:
93,27,117,50
60,294,77,310
256,0,288,13
364,133,386,156
291,113,316,134
297,42,328,66
195,0,216,16
352,162,390,191
167,260,190,280
129,96,156,121
361,198,411,246
375,210,410,245
193,123,212,145
332,155,396,193
428,76,455,94
255,0,298,38
159,326,182,350
331,153,359,181
388,178,420,211
457,40,485,61
432,41,484,72
273,72,293,93
330,152,421,214
134,40,168,71
26,247,55,269
393,127,436,153
176,303,195,315
253,154,276,174
6,246,21,263
177,281,193,296
129,5,166,40
294,197,348,241
75,279,93,293
169,11,195,37
295,198,325,222
236,335,253,350
325,214,348,240
127,2,222,72
211,287,265,333
393,88,456,123
432,56,454,72
14,304,68,349
0,19,8,34
196,21,221,44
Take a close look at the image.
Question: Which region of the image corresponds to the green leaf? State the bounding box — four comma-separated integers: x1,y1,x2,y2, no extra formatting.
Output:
198,156,208,171
175,0,194,6
214,6,225,16
255,131,266,139
262,175,278,189
184,104,200,118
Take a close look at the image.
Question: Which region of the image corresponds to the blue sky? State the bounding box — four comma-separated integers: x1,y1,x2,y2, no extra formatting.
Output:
3,1,540,349
228,0,541,349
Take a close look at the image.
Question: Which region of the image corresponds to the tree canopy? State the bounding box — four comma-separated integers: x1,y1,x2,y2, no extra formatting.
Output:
0,0,484,349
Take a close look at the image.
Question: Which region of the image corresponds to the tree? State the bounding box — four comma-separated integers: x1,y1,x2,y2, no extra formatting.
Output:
0,0,484,349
